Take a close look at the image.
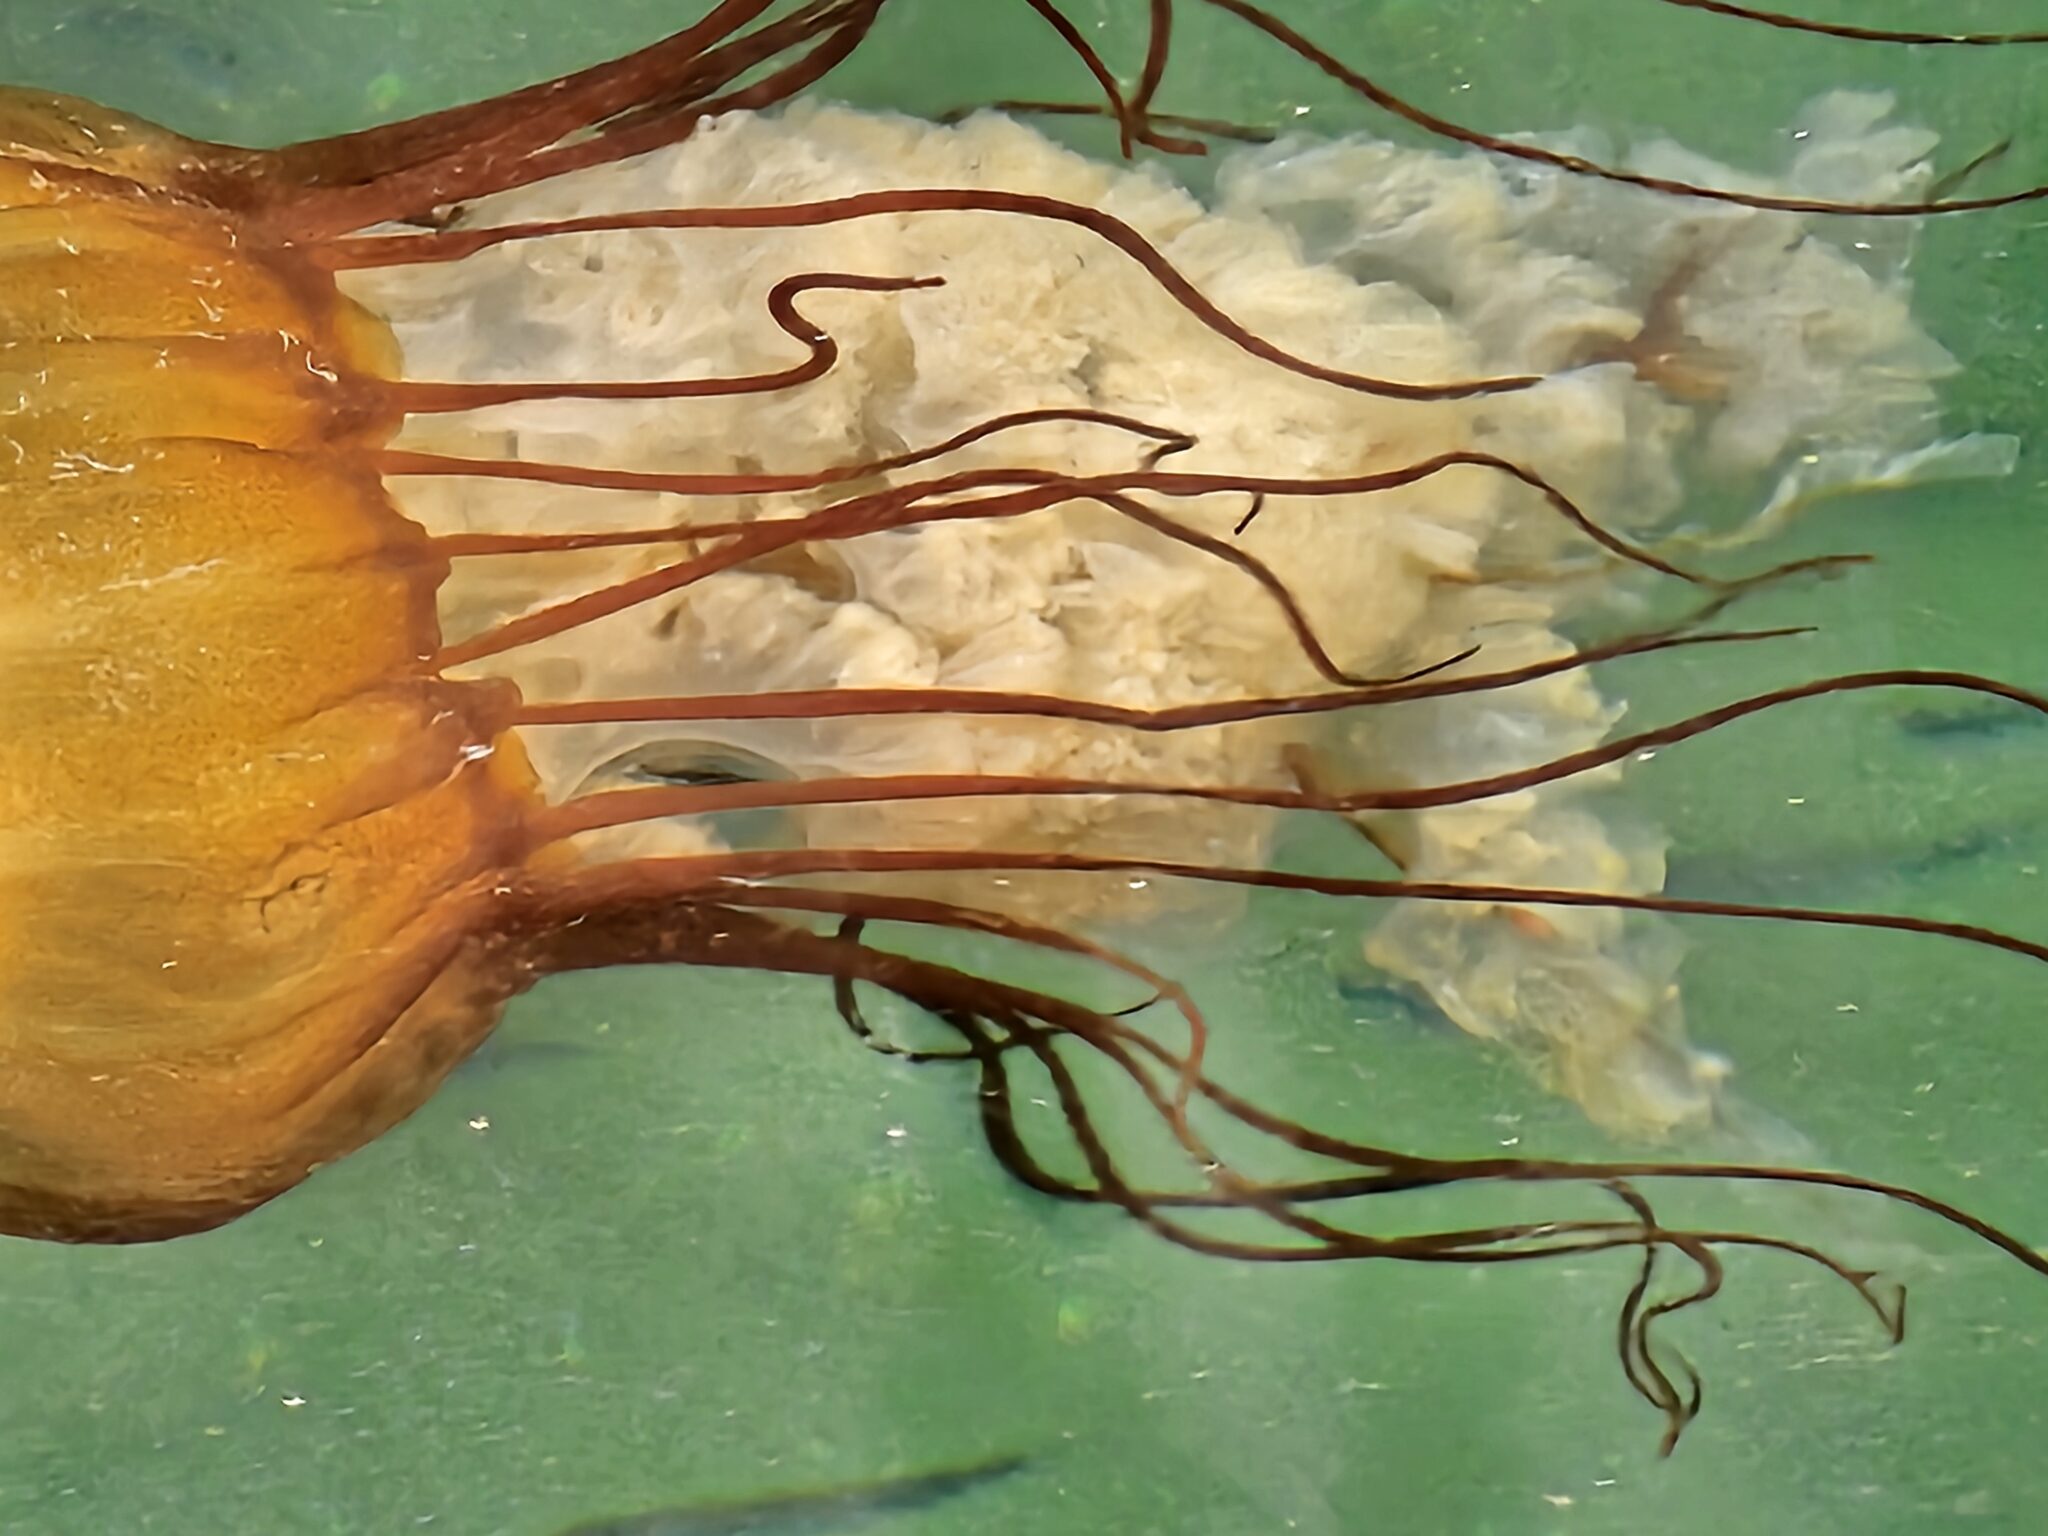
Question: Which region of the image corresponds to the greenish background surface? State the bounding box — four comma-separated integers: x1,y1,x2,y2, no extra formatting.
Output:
2,3,2046,1532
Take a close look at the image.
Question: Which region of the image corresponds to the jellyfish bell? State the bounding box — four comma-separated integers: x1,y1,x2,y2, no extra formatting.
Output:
5,0,2048,1451
0,90,518,1240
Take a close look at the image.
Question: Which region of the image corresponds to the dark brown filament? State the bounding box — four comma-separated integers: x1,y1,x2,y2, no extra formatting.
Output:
318,192,1543,401
408,448,1729,584
1653,1,2048,46
252,1,890,239
939,101,1275,146
502,625,1802,735
416,443,1858,673
401,404,1194,560
385,272,940,413
517,852,2047,1455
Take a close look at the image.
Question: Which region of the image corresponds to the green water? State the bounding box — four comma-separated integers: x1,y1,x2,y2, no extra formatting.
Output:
2,3,2046,1532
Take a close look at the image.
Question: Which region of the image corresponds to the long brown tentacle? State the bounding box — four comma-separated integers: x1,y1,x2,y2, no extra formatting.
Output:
418,441,1848,671
940,100,1275,147
317,192,1542,401
385,272,939,413
507,872,2042,1451
1191,0,2048,216
247,2,887,239
405,447,1736,587
428,477,1396,675
1018,0,1211,155
501,626,1808,734
628,846,2048,975
254,0,780,189
705,882,1213,1112
505,3,889,197
403,407,1193,543
1653,0,2048,46
1007,0,2048,214
526,665,2048,842
171,0,2048,251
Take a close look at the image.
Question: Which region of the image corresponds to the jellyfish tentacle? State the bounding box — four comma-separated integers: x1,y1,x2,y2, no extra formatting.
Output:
393,405,1193,537
1188,0,2048,216
1615,1197,1678,1429
316,191,1544,401
404,405,1196,556
385,271,939,413
663,846,2048,973
827,917,980,1063
242,1,886,239
503,865,2038,1448
428,507,888,667
707,882,1213,1108
1018,0,1209,156
508,2,890,196
519,768,1414,839
430,457,1752,669
173,0,2048,243
1089,1011,2031,1335
618,0,883,131
1131,0,1178,131
505,842,2048,1268
1082,489,1376,682
1075,459,1852,587
525,664,2048,838
1118,456,1781,585
390,414,1849,588
516,862,1280,1204
415,487,1070,665
1303,666,2048,813
503,626,1802,737
939,100,1275,147
502,628,1807,734
1090,1004,2041,1312
1605,1180,1714,1451
918,969,1977,1458
1357,666,2048,812
1532,1165,2048,1280
1653,0,2048,46
992,0,1261,155
1021,0,1139,158
959,1014,1105,1204
431,477,1388,677
791,913,1948,1451
1102,1000,2048,1287
253,0,778,193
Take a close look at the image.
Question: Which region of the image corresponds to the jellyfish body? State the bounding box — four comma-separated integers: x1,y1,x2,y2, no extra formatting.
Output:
0,93,554,1237
5,0,2048,1451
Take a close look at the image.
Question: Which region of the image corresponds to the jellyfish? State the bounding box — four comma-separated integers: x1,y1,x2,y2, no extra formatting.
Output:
6,0,2048,1452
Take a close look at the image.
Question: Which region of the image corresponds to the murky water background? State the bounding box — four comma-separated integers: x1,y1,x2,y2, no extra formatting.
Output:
2,3,2045,1532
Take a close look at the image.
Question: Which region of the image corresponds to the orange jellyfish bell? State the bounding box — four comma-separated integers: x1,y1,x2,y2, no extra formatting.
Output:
0,85,537,1240
0,4,868,1235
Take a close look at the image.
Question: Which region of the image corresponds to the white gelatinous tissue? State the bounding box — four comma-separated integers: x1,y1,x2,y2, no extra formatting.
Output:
345,95,2011,1136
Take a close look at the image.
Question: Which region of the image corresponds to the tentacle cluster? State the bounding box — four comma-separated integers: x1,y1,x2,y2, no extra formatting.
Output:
523,854,2048,1456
